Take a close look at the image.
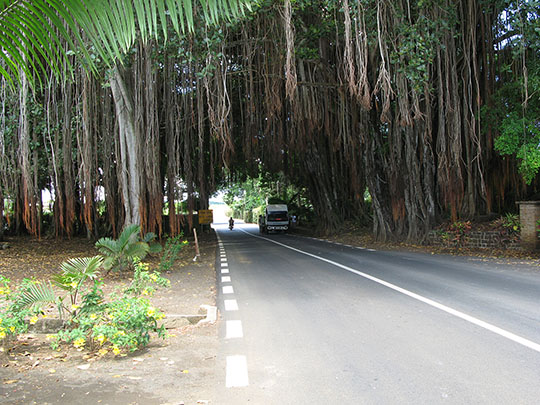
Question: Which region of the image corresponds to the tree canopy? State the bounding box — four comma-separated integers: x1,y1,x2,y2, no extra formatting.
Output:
0,0,539,241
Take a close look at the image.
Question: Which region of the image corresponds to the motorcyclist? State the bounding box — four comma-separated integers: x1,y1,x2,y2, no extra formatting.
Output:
229,217,234,229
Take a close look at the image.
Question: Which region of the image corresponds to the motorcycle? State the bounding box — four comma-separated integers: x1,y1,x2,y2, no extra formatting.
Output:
228,219,234,230
229,224,234,230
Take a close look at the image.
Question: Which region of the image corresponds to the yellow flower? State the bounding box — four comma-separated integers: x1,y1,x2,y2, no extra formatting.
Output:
150,274,158,282
112,346,121,355
71,304,80,311
70,281,77,288
29,316,39,325
98,348,108,356
155,313,165,321
89,314,97,320
0,331,6,339
96,334,106,344
115,330,125,336
46,334,55,340
146,307,156,317
142,289,149,296
73,337,85,348
9,326,15,333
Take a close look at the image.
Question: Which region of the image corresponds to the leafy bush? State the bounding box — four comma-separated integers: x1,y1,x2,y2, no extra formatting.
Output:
501,213,520,234
95,224,162,272
2,256,168,356
159,234,188,273
53,280,166,355
0,277,55,343
125,259,170,296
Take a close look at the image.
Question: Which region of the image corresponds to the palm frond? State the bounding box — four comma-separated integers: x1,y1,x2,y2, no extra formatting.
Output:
0,0,94,87
12,281,56,311
53,256,103,289
95,237,118,254
117,224,141,250
60,256,103,279
124,241,150,259
1,0,251,87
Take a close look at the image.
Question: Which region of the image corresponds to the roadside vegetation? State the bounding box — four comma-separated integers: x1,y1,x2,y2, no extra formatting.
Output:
0,227,187,357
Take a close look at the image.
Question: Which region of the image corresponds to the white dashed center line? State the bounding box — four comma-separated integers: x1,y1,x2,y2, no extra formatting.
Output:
226,320,244,339
224,299,238,311
222,285,234,294
226,355,249,387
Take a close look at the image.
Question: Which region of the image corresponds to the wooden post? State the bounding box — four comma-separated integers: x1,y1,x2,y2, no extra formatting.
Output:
193,227,201,261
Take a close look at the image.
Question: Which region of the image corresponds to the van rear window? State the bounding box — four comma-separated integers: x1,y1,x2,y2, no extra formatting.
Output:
268,212,288,221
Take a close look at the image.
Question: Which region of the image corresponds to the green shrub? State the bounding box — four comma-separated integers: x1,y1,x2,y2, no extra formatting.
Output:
95,224,162,272
53,280,166,355
159,234,188,273
0,277,55,343
501,213,520,233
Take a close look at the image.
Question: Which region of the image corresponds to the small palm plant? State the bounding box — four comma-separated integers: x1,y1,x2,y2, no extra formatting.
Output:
9,279,59,320
52,256,104,314
95,224,161,272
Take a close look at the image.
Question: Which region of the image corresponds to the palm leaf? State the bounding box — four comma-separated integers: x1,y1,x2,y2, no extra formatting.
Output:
0,0,251,87
95,237,119,255
52,256,103,290
0,0,94,87
117,224,141,250
12,281,56,311
59,256,103,279
124,241,150,259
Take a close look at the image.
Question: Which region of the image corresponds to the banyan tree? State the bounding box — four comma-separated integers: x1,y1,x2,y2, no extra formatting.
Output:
0,0,538,241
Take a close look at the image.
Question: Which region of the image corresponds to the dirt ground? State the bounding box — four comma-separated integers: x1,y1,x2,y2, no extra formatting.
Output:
0,231,220,405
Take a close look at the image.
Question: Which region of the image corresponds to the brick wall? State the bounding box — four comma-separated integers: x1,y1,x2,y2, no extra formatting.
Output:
426,230,520,250
517,201,540,250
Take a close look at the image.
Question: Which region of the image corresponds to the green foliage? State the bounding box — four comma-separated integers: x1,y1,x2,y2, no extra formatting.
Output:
95,224,161,272
125,259,170,296
52,256,103,312
501,213,521,233
0,277,54,342
2,247,168,355
0,0,251,87
159,235,188,272
53,279,166,355
487,2,540,184
495,113,540,184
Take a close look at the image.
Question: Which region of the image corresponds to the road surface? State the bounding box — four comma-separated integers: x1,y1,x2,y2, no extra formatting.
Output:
213,223,540,404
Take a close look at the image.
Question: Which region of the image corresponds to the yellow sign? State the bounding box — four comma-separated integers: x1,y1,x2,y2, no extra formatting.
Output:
198,209,213,224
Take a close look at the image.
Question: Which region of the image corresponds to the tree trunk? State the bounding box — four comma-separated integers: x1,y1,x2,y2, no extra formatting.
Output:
109,66,141,228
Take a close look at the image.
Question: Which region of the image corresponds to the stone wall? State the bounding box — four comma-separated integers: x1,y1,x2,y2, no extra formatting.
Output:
426,230,520,250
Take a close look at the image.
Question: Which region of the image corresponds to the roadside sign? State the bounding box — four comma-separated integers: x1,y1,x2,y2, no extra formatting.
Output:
198,209,213,224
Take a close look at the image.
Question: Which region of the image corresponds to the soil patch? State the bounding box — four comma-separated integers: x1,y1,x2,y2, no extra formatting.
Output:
1,231,219,405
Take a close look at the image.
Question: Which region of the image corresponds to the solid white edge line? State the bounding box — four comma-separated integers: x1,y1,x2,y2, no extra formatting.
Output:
240,229,540,354
226,355,249,387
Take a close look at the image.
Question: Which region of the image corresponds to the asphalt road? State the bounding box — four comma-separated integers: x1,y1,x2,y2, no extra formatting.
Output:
213,223,540,404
